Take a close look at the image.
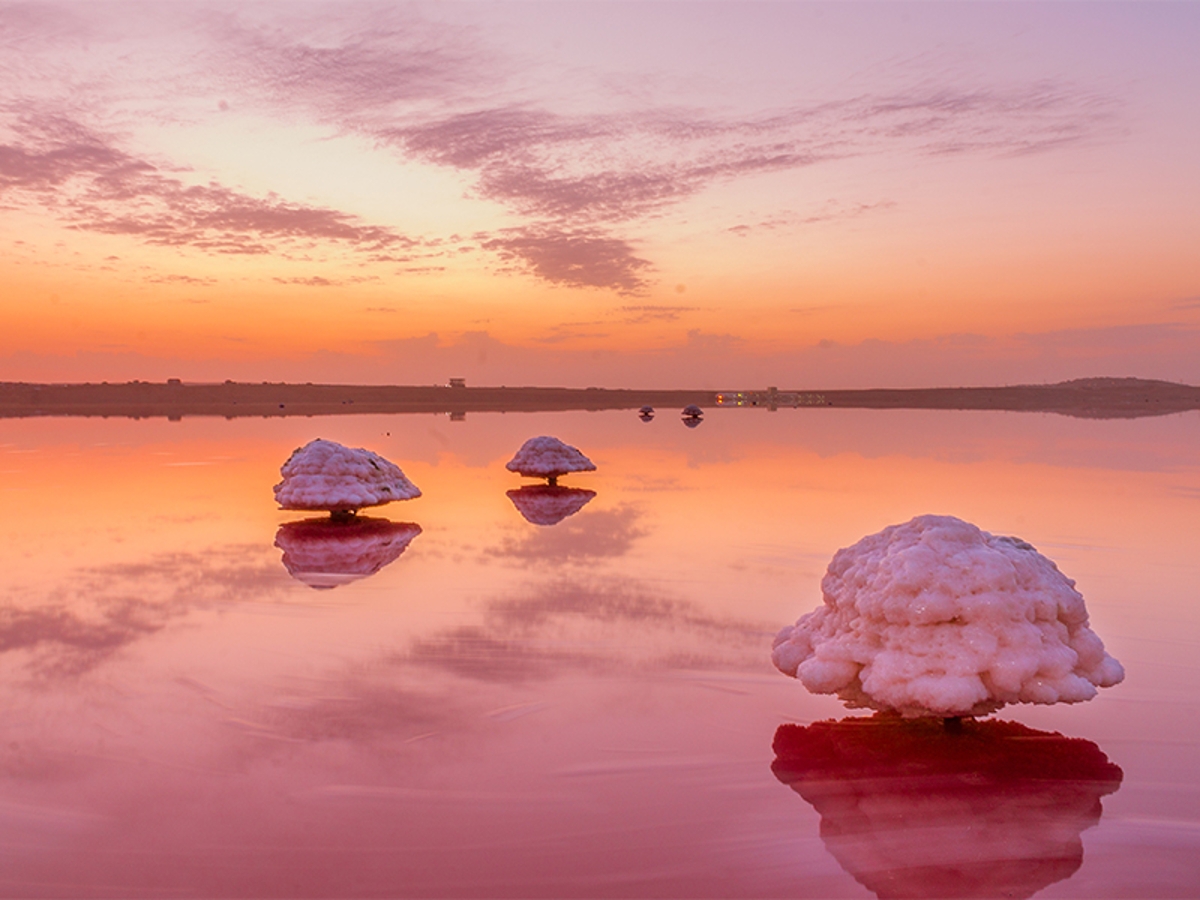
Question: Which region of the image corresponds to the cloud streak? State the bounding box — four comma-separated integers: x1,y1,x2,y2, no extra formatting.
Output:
1,8,1124,294
480,226,651,293
0,113,419,258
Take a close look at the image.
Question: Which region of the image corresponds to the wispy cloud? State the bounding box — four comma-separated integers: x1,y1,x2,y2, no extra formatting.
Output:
480,226,652,294
619,305,699,324
0,113,420,258
729,200,898,236
1,7,1123,294
209,6,492,121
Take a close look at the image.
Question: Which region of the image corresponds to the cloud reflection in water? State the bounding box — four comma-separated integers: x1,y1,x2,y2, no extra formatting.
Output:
772,715,1123,899
490,504,645,565
258,576,772,743
1,547,285,676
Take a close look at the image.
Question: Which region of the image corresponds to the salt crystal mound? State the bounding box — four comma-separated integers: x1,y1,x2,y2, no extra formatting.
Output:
507,485,596,526
772,715,1123,900
771,514,1125,718
275,517,421,590
274,439,420,513
505,436,596,479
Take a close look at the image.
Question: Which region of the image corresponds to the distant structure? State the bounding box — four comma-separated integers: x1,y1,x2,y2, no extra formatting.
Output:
716,388,827,410
448,378,466,388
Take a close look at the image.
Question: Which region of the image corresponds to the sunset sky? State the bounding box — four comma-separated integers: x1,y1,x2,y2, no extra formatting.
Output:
2,1,1198,388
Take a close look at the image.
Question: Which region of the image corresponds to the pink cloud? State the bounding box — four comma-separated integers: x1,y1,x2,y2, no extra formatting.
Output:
479,227,652,294
1,114,419,258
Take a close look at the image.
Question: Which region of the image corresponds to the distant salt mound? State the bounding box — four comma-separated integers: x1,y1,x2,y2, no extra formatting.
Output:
274,439,420,515
772,515,1124,718
505,436,595,485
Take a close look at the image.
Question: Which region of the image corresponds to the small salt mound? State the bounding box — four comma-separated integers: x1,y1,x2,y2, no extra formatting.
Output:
274,439,421,513
771,514,1124,718
505,436,596,480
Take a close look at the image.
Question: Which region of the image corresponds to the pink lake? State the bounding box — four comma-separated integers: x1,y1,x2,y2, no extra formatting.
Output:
1,406,1198,897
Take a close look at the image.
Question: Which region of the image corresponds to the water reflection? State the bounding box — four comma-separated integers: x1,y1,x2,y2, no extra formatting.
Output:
772,715,1123,899
506,484,596,526
407,575,768,685
1,547,283,676
274,517,422,589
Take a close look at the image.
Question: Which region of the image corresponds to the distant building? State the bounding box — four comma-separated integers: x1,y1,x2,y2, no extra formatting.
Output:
448,378,466,388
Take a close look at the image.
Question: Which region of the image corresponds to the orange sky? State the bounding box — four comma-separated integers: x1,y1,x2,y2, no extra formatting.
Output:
2,2,1198,387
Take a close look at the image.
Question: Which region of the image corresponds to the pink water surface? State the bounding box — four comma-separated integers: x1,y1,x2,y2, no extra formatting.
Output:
1,408,1198,897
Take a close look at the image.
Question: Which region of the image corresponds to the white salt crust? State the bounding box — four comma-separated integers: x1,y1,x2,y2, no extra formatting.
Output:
771,514,1125,717
274,439,421,512
505,436,596,479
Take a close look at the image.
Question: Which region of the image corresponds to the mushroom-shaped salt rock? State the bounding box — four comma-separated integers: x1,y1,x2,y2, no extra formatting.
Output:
507,485,596,526
772,515,1124,719
275,517,421,589
274,438,420,519
772,715,1122,899
681,404,703,419
505,436,595,486
638,405,655,421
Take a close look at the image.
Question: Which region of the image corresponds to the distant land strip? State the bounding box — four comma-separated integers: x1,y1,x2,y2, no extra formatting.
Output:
1,377,1197,420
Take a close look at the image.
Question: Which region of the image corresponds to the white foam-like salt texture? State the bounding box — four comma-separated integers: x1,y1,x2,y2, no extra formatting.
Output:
506,436,596,478
771,514,1125,717
274,439,421,511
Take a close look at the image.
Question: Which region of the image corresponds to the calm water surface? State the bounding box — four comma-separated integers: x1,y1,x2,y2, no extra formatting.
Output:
2,408,1198,897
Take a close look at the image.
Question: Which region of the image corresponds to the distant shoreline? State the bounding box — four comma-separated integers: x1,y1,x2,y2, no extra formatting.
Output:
1,377,1197,421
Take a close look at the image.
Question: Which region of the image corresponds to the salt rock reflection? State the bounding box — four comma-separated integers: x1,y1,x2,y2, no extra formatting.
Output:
506,485,597,526
772,715,1123,899
274,517,421,589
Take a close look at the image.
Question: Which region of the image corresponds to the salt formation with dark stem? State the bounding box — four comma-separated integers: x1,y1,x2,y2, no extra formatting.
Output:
274,438,421,519
772,514,1124,719
505,436,595,487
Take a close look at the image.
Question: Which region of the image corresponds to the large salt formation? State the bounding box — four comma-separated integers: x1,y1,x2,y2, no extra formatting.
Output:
505,436,595,486
274,439,421,518
772,515,1124,718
